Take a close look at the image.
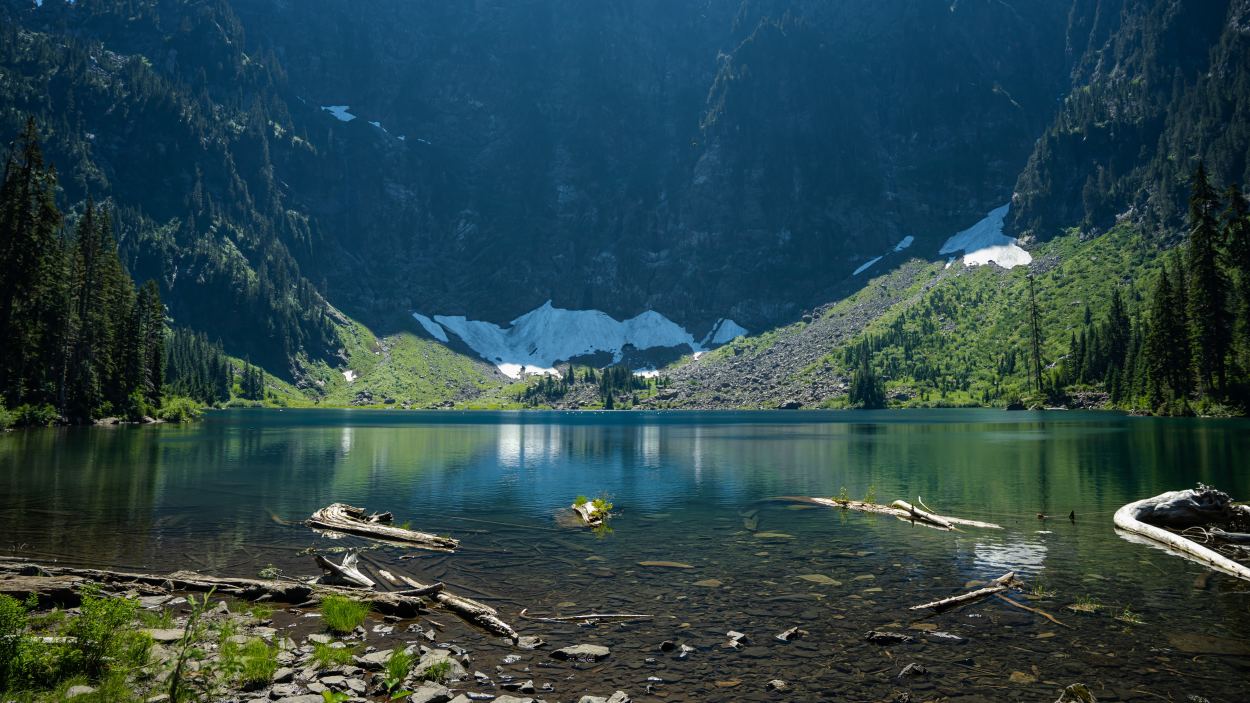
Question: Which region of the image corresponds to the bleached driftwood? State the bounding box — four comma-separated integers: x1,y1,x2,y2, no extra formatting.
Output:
518,608,652,622
392,572,519,641
315,552,375,588
0,559,430,617
1113,488,1250,582
911,572,1017,612
307,503,459,552
787,496,1002,531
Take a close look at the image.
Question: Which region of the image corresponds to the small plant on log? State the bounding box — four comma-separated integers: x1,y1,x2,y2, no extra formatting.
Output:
862,485,877,505
320,595,371,634
835,486,851,504
1115,606,1144,625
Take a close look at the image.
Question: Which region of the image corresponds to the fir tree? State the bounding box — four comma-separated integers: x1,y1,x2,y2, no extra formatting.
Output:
1185,163,1231,393
849,342,885,409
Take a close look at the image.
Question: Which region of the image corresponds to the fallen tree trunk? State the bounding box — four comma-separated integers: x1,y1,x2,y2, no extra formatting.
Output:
1113,488,1250,583
0,558,430,617
911,572,1017,612
393,572,519,642
306,503,459,552
786,496,1002,531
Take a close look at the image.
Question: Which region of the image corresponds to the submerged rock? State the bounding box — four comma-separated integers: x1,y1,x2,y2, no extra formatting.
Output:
551,644,611,662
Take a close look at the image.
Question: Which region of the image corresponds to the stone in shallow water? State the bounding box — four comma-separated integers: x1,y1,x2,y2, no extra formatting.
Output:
407,681,453,703
796,574,841,586
693,578,722,587
754,532,794,539
551,644,611,662
637,561,693,569
352,649,393,670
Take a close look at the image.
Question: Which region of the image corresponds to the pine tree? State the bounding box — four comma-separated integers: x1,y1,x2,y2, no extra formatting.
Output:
1027,273,1044,394
1185,163,1230,393
1146,259,1194,411
1225,185,1250,371
849,342,885,409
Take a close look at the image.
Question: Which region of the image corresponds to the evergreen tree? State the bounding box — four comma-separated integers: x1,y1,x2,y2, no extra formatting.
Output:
1027,273,1044,394
1185,163,1231,393
849,342,885,409
1225,185,1250,371
1146,260,1193,411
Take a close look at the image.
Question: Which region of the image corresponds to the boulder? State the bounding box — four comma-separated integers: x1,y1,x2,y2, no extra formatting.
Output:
551,644,611,662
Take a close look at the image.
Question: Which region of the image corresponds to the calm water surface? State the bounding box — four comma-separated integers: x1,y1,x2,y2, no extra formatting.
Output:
2,409,1248,701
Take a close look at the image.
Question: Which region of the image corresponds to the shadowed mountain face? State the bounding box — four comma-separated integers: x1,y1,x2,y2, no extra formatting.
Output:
228,0,1070,330
5,0,1245,381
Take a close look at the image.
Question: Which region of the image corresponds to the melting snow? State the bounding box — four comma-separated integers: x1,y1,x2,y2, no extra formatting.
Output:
939,203,1031,269
701,318,748,347
893,235,915,251
853,256,883,276
424,301,744,379
412,313,449,342
342,370,357,383
633,368,662,379
321,105,356,122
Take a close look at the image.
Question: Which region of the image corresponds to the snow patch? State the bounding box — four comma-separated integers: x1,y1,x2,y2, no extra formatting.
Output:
701,318,748,347
342,370,357,383
853,256,884,276
633,368,662,379
412,313,449,342
426,301,742,379
321,105,356,122
893,235,915,252
939,204,1031,269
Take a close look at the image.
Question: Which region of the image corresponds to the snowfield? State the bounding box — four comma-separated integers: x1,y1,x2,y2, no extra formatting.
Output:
320,105,357,122
893,235,915,251
414,301,746,378
853,256,883,276
411,313,449,342
939,203,1032,269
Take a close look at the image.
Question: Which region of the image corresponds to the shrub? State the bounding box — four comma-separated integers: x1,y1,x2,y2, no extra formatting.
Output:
13,403,59,427
0,594,28,690
0,404,13,430
66,587,142,678
157,396,202,423
319,596,370,634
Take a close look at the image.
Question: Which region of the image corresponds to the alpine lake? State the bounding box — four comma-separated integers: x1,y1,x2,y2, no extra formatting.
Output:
2,409,1248,702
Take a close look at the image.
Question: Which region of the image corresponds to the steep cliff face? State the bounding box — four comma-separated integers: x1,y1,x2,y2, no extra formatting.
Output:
1008,0,1250,241
225,0,1071,331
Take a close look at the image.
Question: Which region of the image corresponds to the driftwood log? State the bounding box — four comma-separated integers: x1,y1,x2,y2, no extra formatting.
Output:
0,558,431,617
306,504,459,552
314,552,375,588
390,571,519,641
786,496,1002,531
911,572,1017,612
1113,488,1250,582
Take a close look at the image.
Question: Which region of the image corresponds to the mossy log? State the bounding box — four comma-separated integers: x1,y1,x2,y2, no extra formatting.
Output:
306,503,459,552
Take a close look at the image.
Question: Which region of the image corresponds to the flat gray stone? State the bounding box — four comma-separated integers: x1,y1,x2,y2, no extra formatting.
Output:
273,667,295,684
352,648,393,670
408,681,453,703
274,697,323,703
551,644,611,662
307,633,333,645
417,649,468,680
66,686,95,699
142,628,186,643
493,697,535,703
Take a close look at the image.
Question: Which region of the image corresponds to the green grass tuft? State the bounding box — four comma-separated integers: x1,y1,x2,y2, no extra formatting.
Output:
319,596,371,634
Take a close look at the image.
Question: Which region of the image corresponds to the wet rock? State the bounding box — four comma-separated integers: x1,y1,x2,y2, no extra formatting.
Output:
493,697,536,703
307,633,333,645
516,635,546,649
775,626,805,642
678,643,696,659
865,631,913,645
274,696,323,703
408,681,453,703
898,663,928,678
65,685,95,698
551,644,611,662
353,648,393,670
579,693,631,703
1054,683,1096,703
767,679,788,692
724,630,750,649
418,649,468,679
501,679,535,693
